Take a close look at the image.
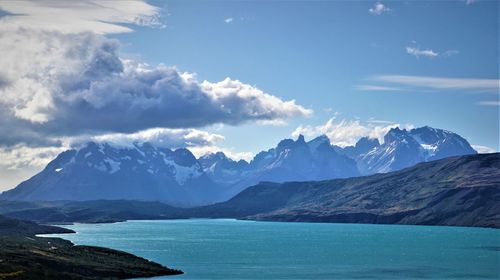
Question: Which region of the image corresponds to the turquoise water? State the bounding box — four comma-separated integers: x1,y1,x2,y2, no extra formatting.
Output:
47,219,499,279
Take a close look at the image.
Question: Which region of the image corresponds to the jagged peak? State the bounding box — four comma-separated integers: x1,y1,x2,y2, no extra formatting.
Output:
355,136,380,148
296,134,306,143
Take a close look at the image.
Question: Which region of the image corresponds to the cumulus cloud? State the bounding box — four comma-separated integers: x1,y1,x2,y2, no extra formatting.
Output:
369,2,391,15
0,1,312,188
224,17,234,23
292,117,409,147
0,3,311,148
0,31,310,140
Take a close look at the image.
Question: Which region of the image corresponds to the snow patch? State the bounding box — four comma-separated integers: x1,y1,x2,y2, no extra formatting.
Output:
163,158,202,185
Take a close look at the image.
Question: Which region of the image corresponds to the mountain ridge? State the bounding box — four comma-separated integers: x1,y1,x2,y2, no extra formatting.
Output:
1,126,479,205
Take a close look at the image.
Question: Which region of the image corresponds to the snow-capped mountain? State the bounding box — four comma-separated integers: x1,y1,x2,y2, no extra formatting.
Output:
198,152,249,186
0,142,220,206
199,134,360,197
339,126,477,175
0,126,478,205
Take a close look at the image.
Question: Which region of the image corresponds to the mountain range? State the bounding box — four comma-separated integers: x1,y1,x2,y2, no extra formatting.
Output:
0,126,478,205
191,153,500,228
0,153,498,228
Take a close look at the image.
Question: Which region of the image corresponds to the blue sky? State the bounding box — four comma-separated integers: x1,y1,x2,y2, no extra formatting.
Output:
113,0,499,153
0,0,498,189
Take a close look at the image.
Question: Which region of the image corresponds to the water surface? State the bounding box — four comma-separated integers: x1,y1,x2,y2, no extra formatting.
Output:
47,219,499,279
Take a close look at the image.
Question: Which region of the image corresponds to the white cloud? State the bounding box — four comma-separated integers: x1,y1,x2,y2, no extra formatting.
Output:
224,17,234,23
477,101,500,106
84,128,225,149
406,47,438,58
0,22,311,146
371,75,500,91
0,0,164,34
472,145,497,153
292,117,407,147
466,0,478,5
369,2,391,15
406,46,459,59
0,144,67,170
189,146,254,162
0,0,313,189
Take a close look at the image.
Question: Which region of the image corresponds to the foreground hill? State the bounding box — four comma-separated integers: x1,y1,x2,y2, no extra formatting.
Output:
0,215,182,279
192,153,500,228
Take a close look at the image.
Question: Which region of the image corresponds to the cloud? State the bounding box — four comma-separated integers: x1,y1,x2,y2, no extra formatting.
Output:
83,128,225,149
189,146,254,162
292,117,408,147
0,144,67,171
472,145,497,153
406,47,438,58
406,47,459,58
224,17,234,23
0,0,165,34
466,0,478,5
369,2,391,15
0,0,313,189
477,101,500,106
0,17,310,147
370,75,500,92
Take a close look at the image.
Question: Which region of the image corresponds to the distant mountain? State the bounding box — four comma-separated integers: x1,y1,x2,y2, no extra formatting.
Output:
0,200,185,224
0,126,479,205
337,126,477,175
191,153,500,228
200,134,359,197
0,142,221,206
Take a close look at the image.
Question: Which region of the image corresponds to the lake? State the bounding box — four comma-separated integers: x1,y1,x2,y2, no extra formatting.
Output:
46,219,500,279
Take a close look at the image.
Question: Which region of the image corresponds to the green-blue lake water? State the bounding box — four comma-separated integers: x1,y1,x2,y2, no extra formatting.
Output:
47,219,499,279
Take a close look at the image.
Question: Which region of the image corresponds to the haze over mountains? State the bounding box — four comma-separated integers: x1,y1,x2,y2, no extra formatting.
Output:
0,126,478,205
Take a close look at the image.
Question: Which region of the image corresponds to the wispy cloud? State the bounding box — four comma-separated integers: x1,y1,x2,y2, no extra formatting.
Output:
0,0,165,34
471,144,497,153
477,101,500,106
406,44,459,59
406,47,438,58
224,17,234,24
370,75,500,91
369,2,391,15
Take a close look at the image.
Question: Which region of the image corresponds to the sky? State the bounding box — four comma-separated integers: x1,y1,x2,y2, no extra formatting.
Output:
0,0,498,190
